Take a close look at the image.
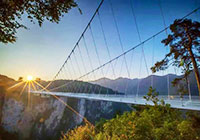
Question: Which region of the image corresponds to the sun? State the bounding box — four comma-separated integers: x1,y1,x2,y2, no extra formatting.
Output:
27,75,33,81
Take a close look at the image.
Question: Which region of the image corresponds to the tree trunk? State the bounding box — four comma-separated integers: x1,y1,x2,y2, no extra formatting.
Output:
188,48,200,96
185,26,200,97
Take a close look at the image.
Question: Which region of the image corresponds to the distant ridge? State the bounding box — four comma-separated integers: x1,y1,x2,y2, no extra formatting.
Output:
0,74,16,88
0,74,122,95
1,70,199,96
91,72,199,96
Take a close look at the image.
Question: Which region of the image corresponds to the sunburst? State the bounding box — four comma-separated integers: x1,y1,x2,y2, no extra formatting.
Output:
7,75,92,125
7,75,38,108
27,75,33,81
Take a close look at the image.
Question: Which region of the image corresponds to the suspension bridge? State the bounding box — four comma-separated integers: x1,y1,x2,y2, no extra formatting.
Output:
31,0,200,113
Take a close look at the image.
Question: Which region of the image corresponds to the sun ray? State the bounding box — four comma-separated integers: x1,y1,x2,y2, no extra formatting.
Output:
33,81,39,91
33,81,49,91
50,94,92,125
19,82,28,98
28,82,31,109
43,81,53,91
7,81,25,90
30,81,37,91
33,80,92,126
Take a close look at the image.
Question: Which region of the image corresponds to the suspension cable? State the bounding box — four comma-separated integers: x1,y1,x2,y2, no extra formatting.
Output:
49,7,200,94
82,35,99,93
72,50,84,92
129,0,149,99
52,0,105,82
97,11,116,79
97,10,117,95
108,0,131,78
151,36,155,88
89,24,105,94
129,0,149,76
77,43,89,93
125,49,135,95
158,0,170,99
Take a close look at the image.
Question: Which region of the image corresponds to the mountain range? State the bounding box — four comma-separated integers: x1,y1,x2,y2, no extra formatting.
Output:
1,71,199,96
91,71,199,96
44,80,123,95
0,75,122,95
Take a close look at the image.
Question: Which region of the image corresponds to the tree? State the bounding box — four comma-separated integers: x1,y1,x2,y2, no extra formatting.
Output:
0,0,77,44
61,124,95,140
151,19,200,96
18,76,23,82
35,78,41,81
62,87,200,140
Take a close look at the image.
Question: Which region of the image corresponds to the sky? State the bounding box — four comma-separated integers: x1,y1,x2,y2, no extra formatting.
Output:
0,0,200,81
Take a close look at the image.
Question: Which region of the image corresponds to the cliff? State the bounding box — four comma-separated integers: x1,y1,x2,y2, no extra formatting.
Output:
0,92,130,140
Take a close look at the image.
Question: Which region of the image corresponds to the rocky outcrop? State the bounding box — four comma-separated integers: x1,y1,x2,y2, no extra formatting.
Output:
0,93,130,140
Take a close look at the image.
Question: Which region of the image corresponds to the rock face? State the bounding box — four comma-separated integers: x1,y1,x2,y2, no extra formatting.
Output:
0,93,130,140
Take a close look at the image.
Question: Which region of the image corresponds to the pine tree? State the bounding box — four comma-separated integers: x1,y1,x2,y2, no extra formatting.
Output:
151,19,200,96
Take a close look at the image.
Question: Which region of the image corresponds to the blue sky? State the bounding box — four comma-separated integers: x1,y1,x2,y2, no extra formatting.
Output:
0,0,199,81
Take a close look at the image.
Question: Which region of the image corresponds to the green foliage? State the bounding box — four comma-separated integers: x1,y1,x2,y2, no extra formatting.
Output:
0,0,77,43
144,86,161,106
61,87,200,140
102,112,136,139
177,120,199,140
95,118,107,133
61,124,95,140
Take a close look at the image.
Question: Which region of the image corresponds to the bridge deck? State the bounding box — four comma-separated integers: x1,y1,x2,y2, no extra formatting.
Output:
32,91,200,111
